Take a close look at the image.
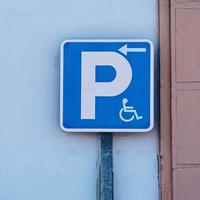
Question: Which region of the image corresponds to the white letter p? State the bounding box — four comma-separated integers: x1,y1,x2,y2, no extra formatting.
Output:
81,52,132,119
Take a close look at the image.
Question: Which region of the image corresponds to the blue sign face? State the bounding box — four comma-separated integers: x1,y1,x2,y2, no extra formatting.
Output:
60,39,154,132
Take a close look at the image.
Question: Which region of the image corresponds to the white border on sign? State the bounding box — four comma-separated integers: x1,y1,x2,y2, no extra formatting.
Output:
60,39,154,133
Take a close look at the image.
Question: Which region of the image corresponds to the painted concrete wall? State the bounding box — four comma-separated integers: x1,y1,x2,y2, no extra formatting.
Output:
0,0,159,200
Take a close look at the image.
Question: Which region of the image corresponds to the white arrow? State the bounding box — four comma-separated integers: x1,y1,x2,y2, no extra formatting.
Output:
118,44,146,56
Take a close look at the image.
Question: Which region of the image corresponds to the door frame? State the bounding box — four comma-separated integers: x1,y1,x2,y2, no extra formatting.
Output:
159,0,173,200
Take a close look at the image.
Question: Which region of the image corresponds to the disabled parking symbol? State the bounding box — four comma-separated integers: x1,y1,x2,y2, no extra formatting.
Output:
119,98,143,122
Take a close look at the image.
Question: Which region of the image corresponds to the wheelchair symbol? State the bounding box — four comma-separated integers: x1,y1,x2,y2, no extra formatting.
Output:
119,98,143,122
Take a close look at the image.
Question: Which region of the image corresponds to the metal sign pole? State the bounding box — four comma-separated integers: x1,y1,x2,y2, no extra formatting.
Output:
97,132,113,200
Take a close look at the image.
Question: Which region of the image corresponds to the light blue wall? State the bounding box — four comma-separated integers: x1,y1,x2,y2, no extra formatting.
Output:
0,0,159,200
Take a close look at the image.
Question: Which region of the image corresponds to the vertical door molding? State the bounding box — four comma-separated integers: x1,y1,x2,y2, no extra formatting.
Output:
159,0,173,200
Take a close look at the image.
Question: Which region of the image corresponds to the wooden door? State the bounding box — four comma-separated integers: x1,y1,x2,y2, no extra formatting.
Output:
160,0,200,200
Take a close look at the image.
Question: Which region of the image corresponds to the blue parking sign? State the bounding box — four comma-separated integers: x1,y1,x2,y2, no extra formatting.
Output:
60,39,154,132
